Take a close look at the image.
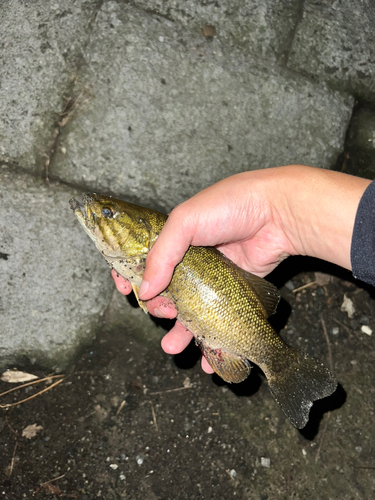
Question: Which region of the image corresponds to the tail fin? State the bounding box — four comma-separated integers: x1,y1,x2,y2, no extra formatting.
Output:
266,348,337,429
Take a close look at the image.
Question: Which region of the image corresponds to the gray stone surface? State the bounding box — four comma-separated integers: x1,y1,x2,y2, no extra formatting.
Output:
344,104,375,179
50,2,353,211
0,166,113,371
134,0,301,63
0,0,99,172
288,0,375,100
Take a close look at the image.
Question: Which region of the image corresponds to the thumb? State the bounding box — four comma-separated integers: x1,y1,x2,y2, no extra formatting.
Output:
138,205,194,300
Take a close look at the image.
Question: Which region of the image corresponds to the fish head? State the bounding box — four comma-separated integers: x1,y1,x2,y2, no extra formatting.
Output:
69,194,166,261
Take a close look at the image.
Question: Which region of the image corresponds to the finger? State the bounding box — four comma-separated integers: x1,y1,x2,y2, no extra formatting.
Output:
146,296,177,319
161,321,193,354
111,269,133,295
201,356,214,374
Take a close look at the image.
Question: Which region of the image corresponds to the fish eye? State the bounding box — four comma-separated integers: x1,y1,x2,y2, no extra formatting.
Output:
101,206,115,218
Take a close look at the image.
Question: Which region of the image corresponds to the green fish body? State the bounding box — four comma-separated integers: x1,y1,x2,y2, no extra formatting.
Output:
70,194,337,428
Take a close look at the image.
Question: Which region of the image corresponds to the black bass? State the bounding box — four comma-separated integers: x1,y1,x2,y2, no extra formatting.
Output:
70,194,337,428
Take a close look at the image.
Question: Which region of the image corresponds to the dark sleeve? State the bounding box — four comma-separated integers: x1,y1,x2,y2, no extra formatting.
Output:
350,180,375,286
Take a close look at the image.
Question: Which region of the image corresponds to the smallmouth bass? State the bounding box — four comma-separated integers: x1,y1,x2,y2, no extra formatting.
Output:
70,194,337,428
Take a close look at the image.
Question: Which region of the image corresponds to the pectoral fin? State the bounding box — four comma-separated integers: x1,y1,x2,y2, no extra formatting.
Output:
132,285,148,314
195,338,251,383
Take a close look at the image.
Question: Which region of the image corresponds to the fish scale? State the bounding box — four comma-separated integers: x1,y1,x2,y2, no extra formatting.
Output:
70,194,338,428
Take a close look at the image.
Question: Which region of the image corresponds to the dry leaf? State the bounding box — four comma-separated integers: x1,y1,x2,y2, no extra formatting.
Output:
94,404,109,422
314,272,331,286
183,377,192,388
43,482,62,495
341,294,355,319
22,424,43,439
1,370,39,383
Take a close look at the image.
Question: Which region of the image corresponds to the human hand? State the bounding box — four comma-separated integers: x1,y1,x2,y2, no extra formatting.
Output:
138,164,370,300
112,165,370,371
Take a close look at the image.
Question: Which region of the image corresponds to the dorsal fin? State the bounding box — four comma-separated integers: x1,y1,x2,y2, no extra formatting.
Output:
238,268,280,317
219,252,280,317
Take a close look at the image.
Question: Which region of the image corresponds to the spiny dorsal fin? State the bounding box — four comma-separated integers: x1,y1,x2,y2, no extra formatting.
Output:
239,269,280,317
219,253,280,317
195,337,251,384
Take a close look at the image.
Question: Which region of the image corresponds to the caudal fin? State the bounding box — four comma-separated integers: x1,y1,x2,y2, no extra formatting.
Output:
266,349,337,429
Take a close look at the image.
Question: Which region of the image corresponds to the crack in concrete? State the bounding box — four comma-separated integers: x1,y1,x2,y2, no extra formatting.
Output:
42,0,105,183
280,0,305,66
43,86,93,182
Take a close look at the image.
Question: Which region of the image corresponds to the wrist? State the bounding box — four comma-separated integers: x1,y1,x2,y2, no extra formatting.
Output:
277,165,371,270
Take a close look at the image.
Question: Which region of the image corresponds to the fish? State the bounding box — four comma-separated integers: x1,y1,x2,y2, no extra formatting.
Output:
69,193,338,428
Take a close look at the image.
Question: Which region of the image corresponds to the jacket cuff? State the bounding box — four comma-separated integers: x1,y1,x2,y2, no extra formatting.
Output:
351,180,375,286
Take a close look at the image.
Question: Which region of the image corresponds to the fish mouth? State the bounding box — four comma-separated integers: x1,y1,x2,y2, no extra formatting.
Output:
70,194,121,258
69,194,98,222
69,194,98,239
69,197,86,218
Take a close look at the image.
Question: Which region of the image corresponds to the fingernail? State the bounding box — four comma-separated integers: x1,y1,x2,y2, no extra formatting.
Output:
153,308,165,318
138,280,149,298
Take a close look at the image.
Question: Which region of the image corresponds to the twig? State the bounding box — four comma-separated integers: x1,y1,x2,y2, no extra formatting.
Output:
292,281,316,293
59,91,88,128
150,402,158,432
332,317,356,337
115,400,126,417
314,316,334,463
149,385,193,396
8,441,18,476
315,413,330,463
41,473,66,486
5,416,18,436
0,378,64,408
44,87,92,181
0,374,64,398
320,316,333,372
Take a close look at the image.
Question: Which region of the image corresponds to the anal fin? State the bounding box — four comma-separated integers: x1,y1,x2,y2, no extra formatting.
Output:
195,338,251,384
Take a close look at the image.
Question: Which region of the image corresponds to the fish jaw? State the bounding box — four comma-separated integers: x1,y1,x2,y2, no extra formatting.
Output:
69,194,154,286
69,197,99,245
69,195,127,260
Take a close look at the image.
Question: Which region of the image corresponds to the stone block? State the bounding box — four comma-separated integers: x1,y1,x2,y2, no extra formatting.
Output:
0,166,113,371
51,2,353,212
288,0,375,100
133,0,301,62
0,0,98,172
343,104,375,179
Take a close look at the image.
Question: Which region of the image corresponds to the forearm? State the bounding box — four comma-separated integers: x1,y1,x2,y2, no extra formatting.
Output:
274,165,371,270
138,165,371,300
